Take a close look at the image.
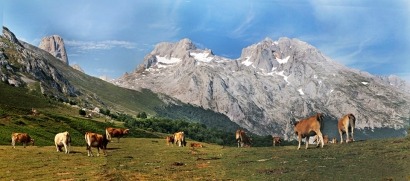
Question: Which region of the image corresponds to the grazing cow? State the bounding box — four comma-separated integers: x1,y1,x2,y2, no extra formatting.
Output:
190,142,203,148
85,132,109,157
235,129,252,148
293,113,325,150
11,133,34,148
105,127,129,143
338,113,356,144
54,131,71,154
166,135,175,146
174,131,186,147
314,135,329,144
272,136,282,146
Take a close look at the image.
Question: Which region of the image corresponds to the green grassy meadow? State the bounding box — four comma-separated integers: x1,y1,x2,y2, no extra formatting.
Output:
1,136,409,180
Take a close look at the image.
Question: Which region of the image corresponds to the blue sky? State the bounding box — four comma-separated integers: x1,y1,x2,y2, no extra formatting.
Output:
2,0,410,81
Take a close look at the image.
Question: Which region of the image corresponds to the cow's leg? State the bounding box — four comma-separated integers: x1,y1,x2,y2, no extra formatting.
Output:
67,143,71,154
297,135,302,150
339,129,343,144
316,131,324,148
345,125,349,143
87,146,93,157
63,143,68,154
12,139,15,148
305,136,310,149
96,147,100,156
23,142,26,148
56,144,60,152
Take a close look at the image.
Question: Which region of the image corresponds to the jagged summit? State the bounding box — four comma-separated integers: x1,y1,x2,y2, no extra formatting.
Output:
39,35,69,64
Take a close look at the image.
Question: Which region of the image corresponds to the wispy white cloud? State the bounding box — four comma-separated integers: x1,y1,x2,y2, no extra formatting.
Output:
65,40,136,51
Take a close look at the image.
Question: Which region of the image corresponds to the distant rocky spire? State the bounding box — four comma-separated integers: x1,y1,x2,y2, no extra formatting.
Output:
39,35,69,64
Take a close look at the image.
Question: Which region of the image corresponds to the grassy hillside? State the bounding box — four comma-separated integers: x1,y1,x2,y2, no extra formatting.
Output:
1,137,409,180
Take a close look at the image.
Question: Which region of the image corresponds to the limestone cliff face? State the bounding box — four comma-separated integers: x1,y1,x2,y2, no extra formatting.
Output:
114,38,410,138
39,35,69,64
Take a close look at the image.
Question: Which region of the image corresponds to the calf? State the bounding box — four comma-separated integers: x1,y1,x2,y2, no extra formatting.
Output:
11,133,34,148
338,113,356,143
190,142,203,148
105,127,129,143
293,113,325,150
272,136,282,146
235,129,252,148
85,132,109,157
166,135,175,146
55,131,71,154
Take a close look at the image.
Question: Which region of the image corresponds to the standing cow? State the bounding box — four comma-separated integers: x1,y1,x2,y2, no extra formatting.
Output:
293,113,325,150
11,133,34,148
174,131,186,147
338,113,356,143
105,127,129,143
85,132,109,157
55,131,71,154
235,129,252,148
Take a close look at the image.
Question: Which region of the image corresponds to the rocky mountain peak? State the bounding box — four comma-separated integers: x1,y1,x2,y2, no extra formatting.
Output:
2,26,23,47
39,35,69,64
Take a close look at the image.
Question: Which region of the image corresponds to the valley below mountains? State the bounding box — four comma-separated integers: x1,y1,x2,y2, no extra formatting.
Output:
114,37,410,139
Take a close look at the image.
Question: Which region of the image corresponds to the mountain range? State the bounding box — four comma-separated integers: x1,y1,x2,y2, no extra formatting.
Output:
1,26,409,140
114,37,410,139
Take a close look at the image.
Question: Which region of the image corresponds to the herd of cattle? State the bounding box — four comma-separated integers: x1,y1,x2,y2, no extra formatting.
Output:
236,113,356,150
10,113,355,153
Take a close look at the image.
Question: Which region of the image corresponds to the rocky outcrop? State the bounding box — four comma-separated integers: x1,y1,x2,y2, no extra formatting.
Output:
1,27,78,100
71,64,84,73
114,38,410,138
39,35,69,64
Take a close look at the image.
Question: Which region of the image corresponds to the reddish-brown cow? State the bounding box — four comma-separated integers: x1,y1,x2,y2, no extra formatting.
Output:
166,135,175,146
293,113,325,150
11,133,34,148
85,132,109,157
105,127,129,143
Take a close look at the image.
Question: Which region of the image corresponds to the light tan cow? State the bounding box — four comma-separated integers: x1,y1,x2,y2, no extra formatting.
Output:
11,133,34,148
293,113,325,150
272,136,282,146
105,127,129,143
55,131,71,154
235,129,252,148
174,131,186,147
85,132,109,156
338,113,356,143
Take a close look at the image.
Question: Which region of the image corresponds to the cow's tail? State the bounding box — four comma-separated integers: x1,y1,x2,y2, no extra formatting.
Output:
105,129,112,141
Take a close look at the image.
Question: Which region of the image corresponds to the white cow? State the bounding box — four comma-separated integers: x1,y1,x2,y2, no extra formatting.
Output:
54,131,71,154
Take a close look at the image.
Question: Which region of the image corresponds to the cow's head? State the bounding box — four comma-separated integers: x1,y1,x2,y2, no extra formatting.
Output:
30,138,35,146
316,113,324,122
124,129,130,134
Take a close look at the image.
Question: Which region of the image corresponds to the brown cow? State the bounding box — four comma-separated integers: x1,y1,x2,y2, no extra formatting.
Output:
272,136,282,146
174,131,186,147
11,133,34,148
105,127,129,143
55,131,71,154
85,132,109,157
190,142,203,148
293,113,325,150
235,129,251,148
166,135,175,146
338,113,356,143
